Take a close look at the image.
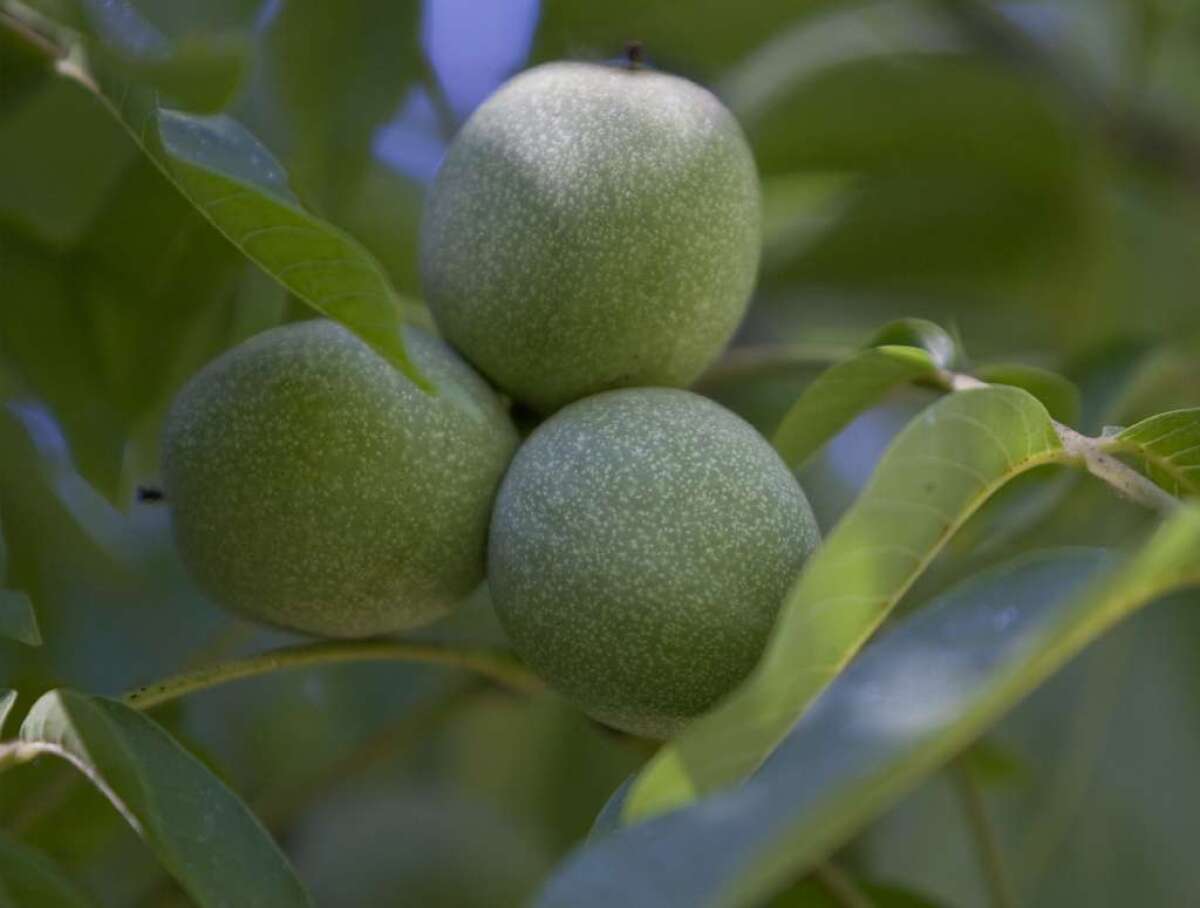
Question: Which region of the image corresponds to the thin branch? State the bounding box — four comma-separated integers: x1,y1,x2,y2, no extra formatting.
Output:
122,638,543,710
1055,423,1180,514
255,679,482,830
953,759,1018,908
812,861,877,908
694,343,855,391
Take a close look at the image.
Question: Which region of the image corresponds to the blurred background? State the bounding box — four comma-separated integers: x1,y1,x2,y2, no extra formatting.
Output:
2,0,1200,905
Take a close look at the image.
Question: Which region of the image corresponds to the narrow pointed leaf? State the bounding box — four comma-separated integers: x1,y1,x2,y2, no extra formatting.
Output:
38,39,428,388
866,318,958,369
544,507,1200,907
17,690,313,908
772,346,939,468
1105,408,1200,498
626,387,1069,821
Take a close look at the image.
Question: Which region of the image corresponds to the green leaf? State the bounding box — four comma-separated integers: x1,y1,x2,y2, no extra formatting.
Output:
0,691,14,736
542,508,1200,907
626,387,1068,821
974,363,1082,426
751,53,1090,296
16,690,313,908
114,32,251,114
0,14,55,116
866,318,958,369
72,155,248,440
772,346,939,469
0,591,40,646
54,58,428,389
0,509,39,646
0,834,96,908
265,0,421,208
1106,409,1200,498
22,0,249,112
0,77,137,248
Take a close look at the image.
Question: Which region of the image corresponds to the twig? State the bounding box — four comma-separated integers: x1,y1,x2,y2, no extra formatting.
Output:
1055,423,1179,514
812,861,877,908
953,758,1017,908
121,638,543,710
255,679,483,830
694,343,855,391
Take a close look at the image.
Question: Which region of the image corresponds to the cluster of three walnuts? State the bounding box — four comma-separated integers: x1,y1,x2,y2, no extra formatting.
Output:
164,62,819,738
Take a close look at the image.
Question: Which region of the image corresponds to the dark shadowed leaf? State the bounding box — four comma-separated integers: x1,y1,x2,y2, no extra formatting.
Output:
15,690,313,907
0,78,136,249
747,50,1090,296
265,0,421,209
0,514,37,646
0,14,55,116
0,834,97,908
0,591,39,647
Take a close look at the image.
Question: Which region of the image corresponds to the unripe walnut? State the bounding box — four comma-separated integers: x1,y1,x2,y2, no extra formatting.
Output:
163,321,518,638
488,388,819,738
421,61,762,413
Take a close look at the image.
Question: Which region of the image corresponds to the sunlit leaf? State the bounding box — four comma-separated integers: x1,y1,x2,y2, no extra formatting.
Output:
772,346,939,469
0,834,96,908
866,319,958,369
626,387,1068,821
49,55,429,388
0,691,14,735
543,507,1200,906
15,690,313,907
1107,409,1200,498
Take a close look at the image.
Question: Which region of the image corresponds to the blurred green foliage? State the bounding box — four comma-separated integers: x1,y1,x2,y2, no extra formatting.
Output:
0,0,1198,905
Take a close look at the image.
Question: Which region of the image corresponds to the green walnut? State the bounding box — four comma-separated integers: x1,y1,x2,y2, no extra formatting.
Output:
162,320,518,638
488,388,820,738
420,61,762,413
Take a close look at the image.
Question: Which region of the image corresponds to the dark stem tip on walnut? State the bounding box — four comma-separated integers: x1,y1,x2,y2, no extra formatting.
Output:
136,485,166,503
624,40,645,69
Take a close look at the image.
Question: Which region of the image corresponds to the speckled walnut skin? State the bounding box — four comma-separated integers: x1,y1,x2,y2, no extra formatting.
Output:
488,388,820,738
420,62,762,414
163,321,519,638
